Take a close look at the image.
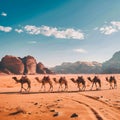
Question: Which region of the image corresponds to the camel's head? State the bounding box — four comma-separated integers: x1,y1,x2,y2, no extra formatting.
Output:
105,77,109,82
105,77,108,80
12,76,17,80
12,77,18,83
87,77,91,81
53,78,56,81
35,77,39,81
53,78,57,83
70,78,74,81
70,78,76,83
87,77,93,82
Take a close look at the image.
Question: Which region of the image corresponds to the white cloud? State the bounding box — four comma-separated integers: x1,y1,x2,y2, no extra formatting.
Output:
24,25,84,40
0,25,12,32
15,29,23,33
99,21,120,35
100,26,117,35
73,48,87,53
111,21,120,29
1,12,7,17
24,25,40,35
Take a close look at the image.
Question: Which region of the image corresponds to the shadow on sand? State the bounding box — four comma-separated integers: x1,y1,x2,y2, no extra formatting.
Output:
0,88,113,95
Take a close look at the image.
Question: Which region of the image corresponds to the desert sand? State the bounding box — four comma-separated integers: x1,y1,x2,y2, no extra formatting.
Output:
0,74,120,120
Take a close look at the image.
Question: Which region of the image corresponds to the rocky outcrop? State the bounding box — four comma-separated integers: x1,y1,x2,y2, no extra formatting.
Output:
37,62,46,74
37,62,54,74
22,56,37,75
0,55,53,75
0,55,24,74
44,68,54,74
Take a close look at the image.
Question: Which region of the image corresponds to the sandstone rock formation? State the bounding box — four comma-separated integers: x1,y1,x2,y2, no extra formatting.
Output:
22,56,37,75
0,55,24,74
0,55,53,75
44,68,54,74
36,62,46,74
37,62,54,74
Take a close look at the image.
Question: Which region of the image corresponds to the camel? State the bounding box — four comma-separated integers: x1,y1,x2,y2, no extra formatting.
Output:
35,76,53,92
53,77,68,91
70,76,86,91
87,76,101,90
12,76,31,92
106,76,117,89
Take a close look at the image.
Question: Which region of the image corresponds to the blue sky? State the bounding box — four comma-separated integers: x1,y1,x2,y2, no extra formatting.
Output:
0,0,120,67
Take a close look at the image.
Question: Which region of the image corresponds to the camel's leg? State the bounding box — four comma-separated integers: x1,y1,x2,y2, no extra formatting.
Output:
49,85,53,92
66,86,68,91
26,83,31,92
27,87,30,92
84,85,86,91
48,86,51,92
110,83,113,89
95,83,98,90
111,82,114,89
20,84,26,92
20,83,24,92
50,86,53,92
90,83,94,90
58,84,62,91
99,82,101,90
40,84,43,91
43,85,46,92
20,84,22,92
64,85,68,91
50,85,53,92
78,84,81,91
114,84,117,89
58,85,61,91
112,83,115,89
22,83,28,91
82,85,86,91
26,86,31,92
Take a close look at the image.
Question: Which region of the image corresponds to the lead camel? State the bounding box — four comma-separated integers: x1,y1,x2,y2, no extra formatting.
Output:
12,76,31,92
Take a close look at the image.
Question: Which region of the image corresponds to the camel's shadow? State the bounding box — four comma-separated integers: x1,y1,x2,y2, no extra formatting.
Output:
0,88,113,95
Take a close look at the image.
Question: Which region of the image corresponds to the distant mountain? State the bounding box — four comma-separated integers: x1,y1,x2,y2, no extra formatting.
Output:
51,61,102,74
51,51,120,74
102,51,120,73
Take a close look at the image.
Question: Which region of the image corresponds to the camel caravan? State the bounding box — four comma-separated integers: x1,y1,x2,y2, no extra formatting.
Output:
12,75,117,93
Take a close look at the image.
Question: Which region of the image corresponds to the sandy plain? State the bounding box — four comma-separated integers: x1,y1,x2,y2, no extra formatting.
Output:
0,74,120,120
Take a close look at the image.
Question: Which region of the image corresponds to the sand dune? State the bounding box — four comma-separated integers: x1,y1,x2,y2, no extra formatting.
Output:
0,74,120,120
